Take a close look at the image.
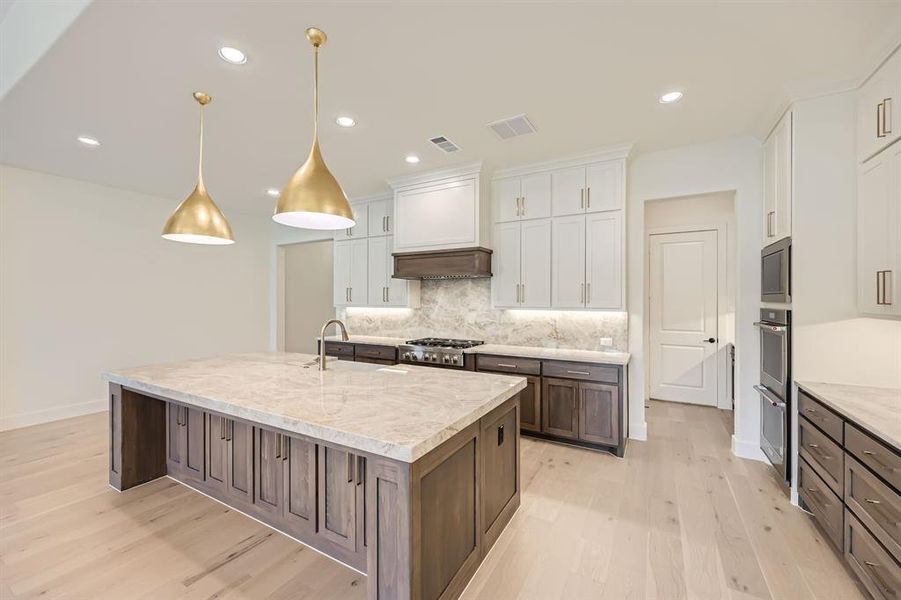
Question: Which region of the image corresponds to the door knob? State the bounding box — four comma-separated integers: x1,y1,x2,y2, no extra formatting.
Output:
704,337,716,343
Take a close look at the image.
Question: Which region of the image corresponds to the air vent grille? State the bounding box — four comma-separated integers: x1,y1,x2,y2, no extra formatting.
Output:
487,114,536,140
429,136,460,153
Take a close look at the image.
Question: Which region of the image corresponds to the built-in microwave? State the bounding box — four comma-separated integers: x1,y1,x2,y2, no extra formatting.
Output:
761,237,791,304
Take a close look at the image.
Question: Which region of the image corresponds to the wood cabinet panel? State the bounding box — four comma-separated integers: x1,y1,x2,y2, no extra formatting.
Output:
254,427,284,518
798,390,844,443
475,354,541,376
799,457,844,551
845,510,901,600
323,341,354,360
284,435,317,537
519,376,541,433
541,377,579,440
845,453,901,560
799,416,844,496
166,403,182,471
318,444,358,552
227,419,254,503
183,407,205,481
578,382,619,446
846,423,901,491
542,360,619,384
482,405,518,532
206,413,228,491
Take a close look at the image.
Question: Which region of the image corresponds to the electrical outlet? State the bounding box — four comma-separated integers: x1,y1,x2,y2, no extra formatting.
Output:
599,337,613,347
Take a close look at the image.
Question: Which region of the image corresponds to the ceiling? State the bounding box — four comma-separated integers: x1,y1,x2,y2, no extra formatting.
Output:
2,1,901,216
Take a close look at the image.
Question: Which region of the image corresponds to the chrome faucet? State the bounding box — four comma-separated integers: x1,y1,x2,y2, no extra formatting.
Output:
319,319,349,371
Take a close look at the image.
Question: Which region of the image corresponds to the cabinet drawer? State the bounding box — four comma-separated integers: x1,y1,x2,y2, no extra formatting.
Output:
354,344,397,361
799,457,844,551
798,390,843,443
846,510,901,600
541,360,618,384
846,453,901,560
476,354,541,376
799,416,844,496
847,423,901,492
323,341,354,359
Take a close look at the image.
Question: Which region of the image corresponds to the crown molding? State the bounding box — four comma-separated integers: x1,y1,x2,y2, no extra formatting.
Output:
386,161,482,191
492,143,634,180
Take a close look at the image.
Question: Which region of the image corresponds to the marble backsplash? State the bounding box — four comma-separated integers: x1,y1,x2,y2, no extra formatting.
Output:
339,279,628,351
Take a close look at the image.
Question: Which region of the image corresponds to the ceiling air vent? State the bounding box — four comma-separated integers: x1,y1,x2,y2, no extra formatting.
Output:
429,135,461,153
488,113,536,140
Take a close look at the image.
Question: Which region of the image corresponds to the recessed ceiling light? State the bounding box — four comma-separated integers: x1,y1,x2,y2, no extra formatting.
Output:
659,91,683,104
405,154,420,164
218,46,247,65
77,135,100,147
336,116,356,128
266,188,280,197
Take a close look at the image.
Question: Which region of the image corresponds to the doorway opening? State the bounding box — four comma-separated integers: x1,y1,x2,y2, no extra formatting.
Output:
645,191,736,409
276,240,335,354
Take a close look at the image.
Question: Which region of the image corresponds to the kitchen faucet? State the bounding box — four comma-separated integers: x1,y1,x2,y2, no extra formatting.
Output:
319,319,349,371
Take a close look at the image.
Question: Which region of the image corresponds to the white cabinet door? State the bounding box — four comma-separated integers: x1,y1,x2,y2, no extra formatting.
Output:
368,236,390,306
551,167,586,217
520,173,552,220
520,219,552,308
774,111,792,240
763,133,777,244
493,178,521,223
858,50,901,163
492,222,522,308
858,147,900,315
367,198,392,236
586,212,623,310
335,203,369,240
333,240,352,306
394,179,478,251
348,238,368,306
585,161,623,212
552,215,586,308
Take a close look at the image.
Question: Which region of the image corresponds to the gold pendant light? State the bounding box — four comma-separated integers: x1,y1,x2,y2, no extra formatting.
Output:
273,28,355,230
162,92,235,245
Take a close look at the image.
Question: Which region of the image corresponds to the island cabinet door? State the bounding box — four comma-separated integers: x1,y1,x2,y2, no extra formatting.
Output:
519,376,541,433
317,444,358,552
253,427,285,519
578,382,619,447
283,435,317,537
541,377,579,440
182,407,206,482
226,419,254,504
206,414,229,493
166,403,184,474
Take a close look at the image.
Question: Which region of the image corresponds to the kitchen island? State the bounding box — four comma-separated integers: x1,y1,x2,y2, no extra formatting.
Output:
103,353,525,600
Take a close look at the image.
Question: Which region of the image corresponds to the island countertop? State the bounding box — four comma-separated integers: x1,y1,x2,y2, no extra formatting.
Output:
103,352,526,462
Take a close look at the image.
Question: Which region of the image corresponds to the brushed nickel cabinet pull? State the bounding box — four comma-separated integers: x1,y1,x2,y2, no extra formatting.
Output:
807,443,832,460
497,363,518,369
805,407,817,413
567,370,591,376
586,187,591,209
864,498,882,505
807,487,818,493
884,97,892,134
580,282,585,304
587,282,591,305
386,215,390,231
521,196,526,216
877,102,886,138
521,283,525,303
580,188,585,210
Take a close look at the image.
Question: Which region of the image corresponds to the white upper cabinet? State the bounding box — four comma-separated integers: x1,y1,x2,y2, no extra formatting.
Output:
586,212,623,309
493,178,521,223
858,49,901,163
585,161,624,212
493,173,552,222
551,215,587,308
334,238,368,306
367,196,393,236
334,202,369,240
492,219,551,309
857,143,901,316
551,166,586,217
763,110,792,244
492,222,522,307
366,236,419,308
389,162,489,253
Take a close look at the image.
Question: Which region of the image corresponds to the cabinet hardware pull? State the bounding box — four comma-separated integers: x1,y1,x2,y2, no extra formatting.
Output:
347,453,355,483
807,443,832,460
862,560,892,595
766,210,775,237
220,417,226,440
283,438,289,461
227,420,233,442
876,270,893,305
356,455,365,486
864,498,882,505
806,487,818,493
884,97,892,134
521,283,525,303
567,370,591,376
587,283,591,305
877,102,886,138
514,197,520,216
580,188,585,209
586,187,590,209
274,433,281,459
805,407,817,413
521,196,526,216
386,215,390,231
383,215,387,232
497,424,505,446
497,363,518,369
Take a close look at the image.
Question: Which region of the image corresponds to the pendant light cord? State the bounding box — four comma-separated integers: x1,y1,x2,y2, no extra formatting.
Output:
313,45,320,139
197,103,205,186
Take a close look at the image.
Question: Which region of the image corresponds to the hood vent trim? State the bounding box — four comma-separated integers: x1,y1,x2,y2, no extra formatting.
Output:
392,247,492,280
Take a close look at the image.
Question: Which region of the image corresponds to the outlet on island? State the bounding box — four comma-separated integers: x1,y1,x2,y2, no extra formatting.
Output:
599,337,613,348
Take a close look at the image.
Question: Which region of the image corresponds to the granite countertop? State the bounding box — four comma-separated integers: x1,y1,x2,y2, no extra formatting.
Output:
796,381,901,451
321,335,408,346
104,352,525,463
465,343,630,365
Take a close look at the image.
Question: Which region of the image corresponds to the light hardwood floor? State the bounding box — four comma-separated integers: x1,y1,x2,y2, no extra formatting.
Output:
0,401,865,600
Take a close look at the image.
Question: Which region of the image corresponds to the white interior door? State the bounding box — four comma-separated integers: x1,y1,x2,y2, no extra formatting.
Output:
649,230,718,406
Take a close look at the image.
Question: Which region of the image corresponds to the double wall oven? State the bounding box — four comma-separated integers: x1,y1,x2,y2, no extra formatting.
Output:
754,308,791,486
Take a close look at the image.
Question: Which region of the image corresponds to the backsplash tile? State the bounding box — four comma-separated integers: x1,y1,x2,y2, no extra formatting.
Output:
339,279,628,351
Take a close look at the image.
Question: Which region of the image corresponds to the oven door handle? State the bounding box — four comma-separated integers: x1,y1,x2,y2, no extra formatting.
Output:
753,322,787,332
754,385,786,408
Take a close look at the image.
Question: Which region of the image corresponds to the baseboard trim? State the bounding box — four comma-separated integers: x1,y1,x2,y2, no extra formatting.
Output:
0,399,107,431
629,421,647,441
731,434,768,462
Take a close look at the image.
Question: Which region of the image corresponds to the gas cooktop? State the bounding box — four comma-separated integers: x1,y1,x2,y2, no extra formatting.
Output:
398,338,484,367
404,338,484,349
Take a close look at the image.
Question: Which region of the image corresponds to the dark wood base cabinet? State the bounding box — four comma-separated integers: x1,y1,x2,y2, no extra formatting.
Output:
108,383,521,600
476,355,627,457
796,388,900,600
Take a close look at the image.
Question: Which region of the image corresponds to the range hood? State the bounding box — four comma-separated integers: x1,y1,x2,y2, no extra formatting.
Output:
393,247,492,280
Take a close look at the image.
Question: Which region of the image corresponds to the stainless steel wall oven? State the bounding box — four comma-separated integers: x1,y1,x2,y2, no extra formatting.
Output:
754,308,791,487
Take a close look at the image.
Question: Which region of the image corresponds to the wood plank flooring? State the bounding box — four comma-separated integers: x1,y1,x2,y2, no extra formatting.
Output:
0,401,865,599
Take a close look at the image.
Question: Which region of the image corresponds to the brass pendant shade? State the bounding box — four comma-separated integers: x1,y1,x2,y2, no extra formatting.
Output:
273,28,355,230
162,92,235,245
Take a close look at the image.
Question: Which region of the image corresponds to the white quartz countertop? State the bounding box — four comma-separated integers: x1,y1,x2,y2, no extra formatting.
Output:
321,335,408,346
796,381,901,451
464,344,630,365
103,352,525,463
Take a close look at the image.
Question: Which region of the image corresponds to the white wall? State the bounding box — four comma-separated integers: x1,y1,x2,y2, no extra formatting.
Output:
628,136,764,458
0,166,271,429
282,240,335,354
